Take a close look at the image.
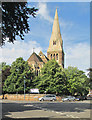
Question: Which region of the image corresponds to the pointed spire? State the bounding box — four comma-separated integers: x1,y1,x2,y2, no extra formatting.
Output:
52,8,61,35
54,8,59,20
47,8,64,68
47,8,63,52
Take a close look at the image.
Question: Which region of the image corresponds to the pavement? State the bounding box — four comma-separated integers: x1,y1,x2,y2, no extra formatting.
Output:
1,100,92,120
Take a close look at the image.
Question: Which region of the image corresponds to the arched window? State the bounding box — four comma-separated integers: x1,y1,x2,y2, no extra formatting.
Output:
56,54,58,60
51,54,52,59
53,54,55,59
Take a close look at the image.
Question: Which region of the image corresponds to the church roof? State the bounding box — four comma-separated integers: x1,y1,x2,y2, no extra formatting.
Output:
39,51,43,55
27,52,43,63
39,51,49,62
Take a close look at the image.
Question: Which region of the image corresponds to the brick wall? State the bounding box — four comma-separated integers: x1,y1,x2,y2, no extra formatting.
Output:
0,94,62,101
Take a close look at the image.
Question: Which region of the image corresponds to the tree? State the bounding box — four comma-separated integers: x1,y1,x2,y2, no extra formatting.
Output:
1,2,38,46
36,59,66,94
35,62,89,95
87,68,92,89
3,57,34,93
2,62,11,83
54,68,68,95
64,66,89,96
1,62,11,98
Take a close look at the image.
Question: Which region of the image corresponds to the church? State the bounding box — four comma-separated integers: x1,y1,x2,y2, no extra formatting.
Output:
27,9,64,76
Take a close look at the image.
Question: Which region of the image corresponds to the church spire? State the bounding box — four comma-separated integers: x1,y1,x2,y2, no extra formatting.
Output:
47,8,63,52
47,8,64,68
52,8,61,35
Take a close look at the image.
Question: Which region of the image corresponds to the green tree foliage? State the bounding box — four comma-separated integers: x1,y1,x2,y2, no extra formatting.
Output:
87,68,92,89
0,62,11,83
1,59,89,95
0,63,2,71
3,57,34,94
32,76,41,88
0,63,2,74
54,68,68,95
34,60,88,95
2,62,11,83
36,59,66,94
64,66,89,95
1,2,38,46
2,62,11,94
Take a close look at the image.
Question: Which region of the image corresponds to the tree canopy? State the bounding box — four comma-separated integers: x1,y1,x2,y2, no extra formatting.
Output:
1,62,11,94
87,68,92,89
64,66,89,95
35,60,66,94
2,62,11,84
1,59,89,95
1,2,38,46
3,57,34,93
34,60,89,95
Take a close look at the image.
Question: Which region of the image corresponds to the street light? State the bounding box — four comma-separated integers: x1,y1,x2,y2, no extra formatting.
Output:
24,76,25,100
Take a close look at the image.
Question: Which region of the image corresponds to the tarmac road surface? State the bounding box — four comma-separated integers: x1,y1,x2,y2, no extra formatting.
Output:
1,100,91,120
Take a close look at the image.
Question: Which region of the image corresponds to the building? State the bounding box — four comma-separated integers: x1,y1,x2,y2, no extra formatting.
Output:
47,8,64,68
27,8,64,75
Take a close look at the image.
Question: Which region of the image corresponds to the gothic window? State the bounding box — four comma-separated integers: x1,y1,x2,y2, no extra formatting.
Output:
53,54,55,59
56,54,58,60
51,54,52,59
53,41,56,45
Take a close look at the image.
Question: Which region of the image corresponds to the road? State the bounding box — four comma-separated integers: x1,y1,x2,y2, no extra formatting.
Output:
1,100,91,120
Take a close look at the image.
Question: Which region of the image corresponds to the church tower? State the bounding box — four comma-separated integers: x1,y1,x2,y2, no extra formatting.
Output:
47,8,64,68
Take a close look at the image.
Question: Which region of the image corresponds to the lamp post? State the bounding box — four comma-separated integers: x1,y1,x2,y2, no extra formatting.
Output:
24,76,25,100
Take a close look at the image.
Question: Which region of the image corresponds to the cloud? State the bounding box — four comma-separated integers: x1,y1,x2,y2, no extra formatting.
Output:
0,40,42,65
37,3,53,23
36,2,74,31
65,42,90,72
0,40,90,73
60,19,74,31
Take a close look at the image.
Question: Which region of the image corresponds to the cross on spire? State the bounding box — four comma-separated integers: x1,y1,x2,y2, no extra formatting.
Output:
33,48,35,53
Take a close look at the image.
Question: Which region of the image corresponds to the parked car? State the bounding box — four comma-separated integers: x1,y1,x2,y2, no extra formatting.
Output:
75,97,80,101
62,96,75,102
75,95,87,101
87,94,92,100
39,94,56,101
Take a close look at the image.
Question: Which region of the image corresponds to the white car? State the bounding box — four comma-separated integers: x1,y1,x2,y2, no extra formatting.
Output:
39,95,56,101
62,96,75,102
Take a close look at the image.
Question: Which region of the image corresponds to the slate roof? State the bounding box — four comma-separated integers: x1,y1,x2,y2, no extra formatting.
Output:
39,51,49,61
27,52,43,63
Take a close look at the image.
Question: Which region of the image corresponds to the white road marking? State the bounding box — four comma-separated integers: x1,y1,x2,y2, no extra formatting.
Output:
33,105,80,118
24,104,33,107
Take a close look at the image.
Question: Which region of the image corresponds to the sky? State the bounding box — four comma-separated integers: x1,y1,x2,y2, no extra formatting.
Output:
0,2,90,73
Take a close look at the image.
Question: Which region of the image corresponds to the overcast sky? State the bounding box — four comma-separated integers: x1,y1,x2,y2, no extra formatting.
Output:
1,2,90,73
